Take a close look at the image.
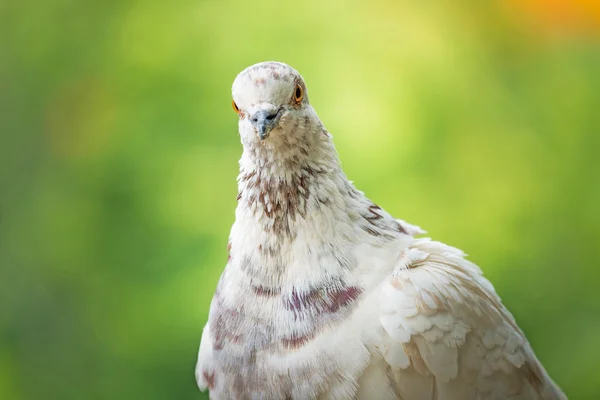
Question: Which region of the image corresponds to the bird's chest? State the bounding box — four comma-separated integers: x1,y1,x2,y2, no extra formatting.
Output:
203,272,377,399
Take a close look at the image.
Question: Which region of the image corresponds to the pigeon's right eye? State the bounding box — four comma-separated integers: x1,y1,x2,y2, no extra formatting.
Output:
232,100,241,114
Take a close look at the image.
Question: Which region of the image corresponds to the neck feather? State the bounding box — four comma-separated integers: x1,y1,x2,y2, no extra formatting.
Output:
229,116,408,288
236,120,346,238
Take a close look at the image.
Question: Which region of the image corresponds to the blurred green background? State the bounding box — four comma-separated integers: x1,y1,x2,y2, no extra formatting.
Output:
1,0,599,399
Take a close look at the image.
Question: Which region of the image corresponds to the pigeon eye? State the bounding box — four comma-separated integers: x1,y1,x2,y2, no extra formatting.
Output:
232,100,241,114
293,85,303,103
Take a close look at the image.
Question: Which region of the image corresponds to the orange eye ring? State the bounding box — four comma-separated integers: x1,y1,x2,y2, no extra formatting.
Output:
232,100,240,114
293,85,303,103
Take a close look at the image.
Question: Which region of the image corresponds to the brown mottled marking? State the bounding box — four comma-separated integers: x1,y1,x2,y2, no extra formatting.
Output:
242,170,256,181
239,167,318,236
362,225,381,237
402,250,420,269
298,145,309,157
255,77,266,86
281,332,315,349
427,290,448,310
327,286,362,313
364,204,383,225
210,295,244,351
203,371,215,389
396,221,408,234
210,317,225,350
403,340,430,375
285,288,321,316
249,61,296,83
285,284,363,318
414,291,442,316
253,284,281,297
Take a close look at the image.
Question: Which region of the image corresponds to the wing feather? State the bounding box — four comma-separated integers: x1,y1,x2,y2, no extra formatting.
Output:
378,238,565,400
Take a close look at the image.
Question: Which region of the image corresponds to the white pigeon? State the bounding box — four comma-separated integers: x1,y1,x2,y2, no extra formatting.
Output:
195,61,566,400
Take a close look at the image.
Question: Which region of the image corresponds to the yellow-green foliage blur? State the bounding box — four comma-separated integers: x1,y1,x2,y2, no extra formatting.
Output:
1,0,599,399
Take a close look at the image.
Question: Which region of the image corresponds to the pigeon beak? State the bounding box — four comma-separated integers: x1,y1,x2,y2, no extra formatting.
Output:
250,108,280,140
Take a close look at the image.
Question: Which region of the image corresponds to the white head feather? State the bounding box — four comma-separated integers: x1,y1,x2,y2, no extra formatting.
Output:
231,62,337,178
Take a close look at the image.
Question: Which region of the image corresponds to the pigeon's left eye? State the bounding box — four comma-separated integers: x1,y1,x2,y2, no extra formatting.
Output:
293,85,303,103
232,100,241,114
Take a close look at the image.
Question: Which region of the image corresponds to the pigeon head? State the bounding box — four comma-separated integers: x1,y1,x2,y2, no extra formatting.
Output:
232,62,314,144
